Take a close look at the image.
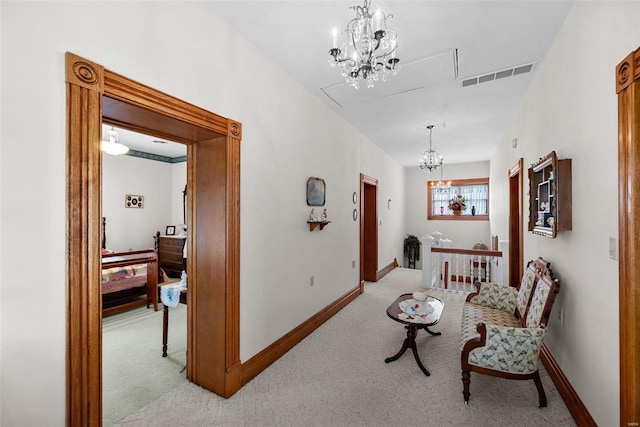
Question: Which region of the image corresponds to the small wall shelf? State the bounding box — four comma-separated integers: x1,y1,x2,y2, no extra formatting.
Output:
528,151,572,238
307,220,331,231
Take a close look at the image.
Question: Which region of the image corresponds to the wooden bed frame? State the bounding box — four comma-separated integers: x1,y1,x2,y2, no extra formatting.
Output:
101,217,160,315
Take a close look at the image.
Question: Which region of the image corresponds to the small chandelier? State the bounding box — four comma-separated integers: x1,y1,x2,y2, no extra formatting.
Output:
431,165,451,193
328,0,400,89
419,125,443,173
102,126,129,156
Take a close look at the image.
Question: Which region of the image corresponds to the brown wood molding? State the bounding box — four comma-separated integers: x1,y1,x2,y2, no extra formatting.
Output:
67,52,243,425
225,132,242,396
228,119,242,139
539,345,596,426
66,52,104,427
360,173,378,282
376,258,399,281
104,69,229,137
66,52,104,91
431,247,502,257
241,283,362,385
427,177,490,220
616,47,640,94
508,158,524,287
617,46,640,427
360,173,379,186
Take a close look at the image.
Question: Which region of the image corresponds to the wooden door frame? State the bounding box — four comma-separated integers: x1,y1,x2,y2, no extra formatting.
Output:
508,158,524,287
616,47,640,427
360,173,378,282
66,52,241,426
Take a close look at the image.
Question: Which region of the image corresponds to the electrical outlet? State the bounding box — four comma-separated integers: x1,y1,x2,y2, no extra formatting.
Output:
609,237,618,260
352,260,356,268
310,276,314,287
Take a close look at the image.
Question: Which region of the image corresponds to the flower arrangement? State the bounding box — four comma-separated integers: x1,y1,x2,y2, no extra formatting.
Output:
448,195,467,212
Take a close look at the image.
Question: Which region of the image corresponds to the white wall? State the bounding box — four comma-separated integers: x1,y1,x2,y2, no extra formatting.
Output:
489,2,640,425
102,154,175,252
405,161,491,268
171,162,187,226
0,3,405,425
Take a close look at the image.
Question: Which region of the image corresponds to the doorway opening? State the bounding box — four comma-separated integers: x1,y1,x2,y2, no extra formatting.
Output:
360,173,378,282
100,125,188,424
508,159,524,286
66,52,241,426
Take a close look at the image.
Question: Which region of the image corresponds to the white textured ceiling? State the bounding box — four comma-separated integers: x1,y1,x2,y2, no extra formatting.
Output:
102,125,186,159
209,0,574,167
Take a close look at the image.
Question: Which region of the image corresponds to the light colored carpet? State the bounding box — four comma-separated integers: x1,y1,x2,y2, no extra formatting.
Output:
117,268,575,426
103,303,188,426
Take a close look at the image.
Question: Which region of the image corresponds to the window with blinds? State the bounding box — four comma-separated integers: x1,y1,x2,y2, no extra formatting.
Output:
427,177,489,220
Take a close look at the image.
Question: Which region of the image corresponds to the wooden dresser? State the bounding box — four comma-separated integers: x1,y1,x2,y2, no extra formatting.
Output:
157,236,186,278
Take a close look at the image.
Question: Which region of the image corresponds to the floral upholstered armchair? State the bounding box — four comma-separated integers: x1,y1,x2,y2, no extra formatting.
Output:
460,258,560,407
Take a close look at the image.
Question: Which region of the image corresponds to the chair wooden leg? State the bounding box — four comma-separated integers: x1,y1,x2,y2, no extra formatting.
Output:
462,370,471,403
532,371,547,408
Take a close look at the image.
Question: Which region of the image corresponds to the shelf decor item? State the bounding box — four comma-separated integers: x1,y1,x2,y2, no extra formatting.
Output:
527,151,572,238
448,195,467,215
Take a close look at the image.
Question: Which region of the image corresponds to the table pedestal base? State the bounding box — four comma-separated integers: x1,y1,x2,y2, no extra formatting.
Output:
384,324,441,376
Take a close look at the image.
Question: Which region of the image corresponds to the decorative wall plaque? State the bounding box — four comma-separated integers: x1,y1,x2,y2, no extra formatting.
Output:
125,194,144,208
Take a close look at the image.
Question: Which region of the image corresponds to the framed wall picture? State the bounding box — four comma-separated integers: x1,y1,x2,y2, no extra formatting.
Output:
166,225,176,236
125,194,144,208
306,177,326,206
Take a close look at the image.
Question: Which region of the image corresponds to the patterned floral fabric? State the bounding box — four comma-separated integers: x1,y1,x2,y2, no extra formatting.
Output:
460,303,520,350
468,282,517,312
467,325,545,374
516,268,537,318
525,280,551,328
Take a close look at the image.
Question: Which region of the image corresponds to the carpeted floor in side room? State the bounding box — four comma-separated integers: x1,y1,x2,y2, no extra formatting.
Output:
116,267,575,427
103,302,187,426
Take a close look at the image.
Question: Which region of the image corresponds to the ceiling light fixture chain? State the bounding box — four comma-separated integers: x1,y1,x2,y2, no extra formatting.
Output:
328,0,400,89
419,124,443,173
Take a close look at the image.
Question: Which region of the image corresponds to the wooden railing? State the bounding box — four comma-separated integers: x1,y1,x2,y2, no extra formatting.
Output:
423,247,505,292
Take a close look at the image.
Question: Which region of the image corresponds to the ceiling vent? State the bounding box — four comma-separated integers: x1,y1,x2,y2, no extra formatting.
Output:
462,62,537,88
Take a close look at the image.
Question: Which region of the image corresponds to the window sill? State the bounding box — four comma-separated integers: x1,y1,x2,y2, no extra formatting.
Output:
427,214,489,221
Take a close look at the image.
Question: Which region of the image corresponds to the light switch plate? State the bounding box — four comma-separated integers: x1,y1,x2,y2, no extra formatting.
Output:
609,237,618,260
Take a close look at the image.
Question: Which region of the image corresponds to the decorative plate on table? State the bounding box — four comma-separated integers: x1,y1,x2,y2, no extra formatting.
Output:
399,299,435,318
397,312,429,323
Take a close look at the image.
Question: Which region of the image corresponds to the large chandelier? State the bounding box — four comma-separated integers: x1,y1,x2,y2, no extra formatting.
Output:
419,125,443,173
328,0,400,89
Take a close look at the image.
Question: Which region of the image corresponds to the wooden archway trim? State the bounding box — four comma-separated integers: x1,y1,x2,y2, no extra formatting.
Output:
616,46,640,427
66,54,104,427
360,173,378,282
66,52,241,426
508,158,524,287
